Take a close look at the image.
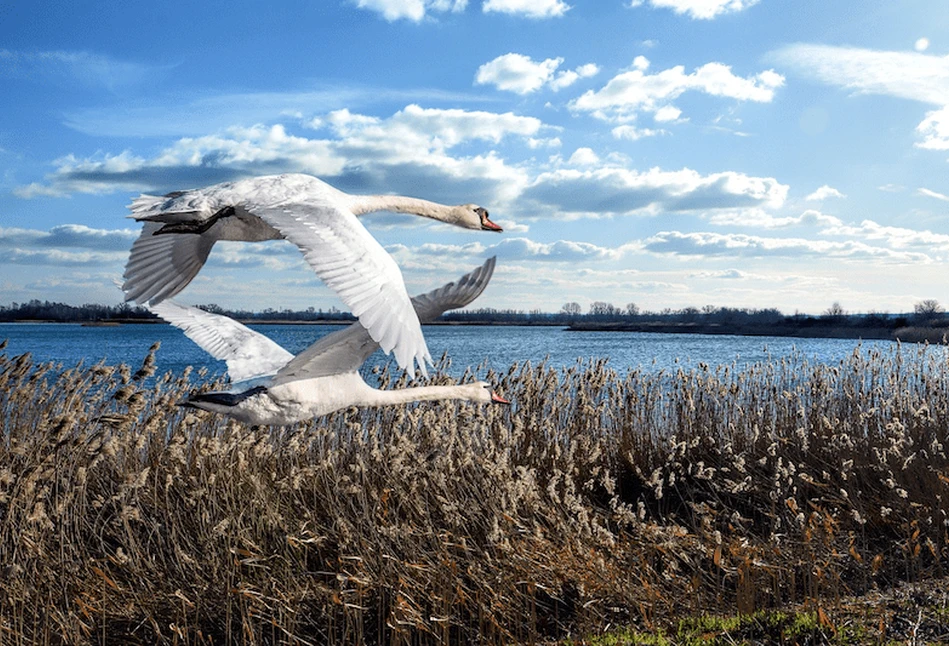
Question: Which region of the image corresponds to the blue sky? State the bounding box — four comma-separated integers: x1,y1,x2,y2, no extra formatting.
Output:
2,0,948,315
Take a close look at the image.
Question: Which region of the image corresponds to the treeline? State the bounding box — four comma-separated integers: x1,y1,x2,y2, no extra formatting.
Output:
0,301,156,323
2,298,946,330
0,300,357,323
441,303,791,326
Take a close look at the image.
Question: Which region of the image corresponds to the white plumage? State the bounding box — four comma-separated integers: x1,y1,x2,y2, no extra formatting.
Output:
150,257,506,426
123,173,502,377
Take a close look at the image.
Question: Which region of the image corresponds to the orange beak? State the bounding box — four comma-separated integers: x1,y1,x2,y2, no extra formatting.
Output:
481,217,503,232
491,391,510,405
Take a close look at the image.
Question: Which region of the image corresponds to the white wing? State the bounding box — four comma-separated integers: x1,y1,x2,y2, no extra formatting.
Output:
272,257,496,384
250,202,431,378
411,256,496,323
148,300,294,383
123,222,215,305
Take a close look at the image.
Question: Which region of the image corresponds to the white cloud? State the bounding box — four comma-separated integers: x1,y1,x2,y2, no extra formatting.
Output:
488,237,622,261
570,57,784,123
821,219,949,252
363,104,545,146
64,86,485,138
708,208,843,229
548,63,600,91
918,187,949,202
492,219,530,233
629,0,759,20
916,38,930,53
353,0,467,21
524,166,788,216
916,106,949,150
0,224,143,271
0,224,138,251
394,236,630,263
611,124,664,140
771,44,949,105
475,53,596,94
567,147,600,166
475,54,562,94
689,268,748,279
14,127,344,197
16,105,546,203
482,0,570,19
643,230,932,263
0,247,127,267
653,105,683,122
805,185,845,201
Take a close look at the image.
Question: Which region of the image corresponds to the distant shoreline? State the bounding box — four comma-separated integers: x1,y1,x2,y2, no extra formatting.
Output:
566,321,949,343
6,318,948,343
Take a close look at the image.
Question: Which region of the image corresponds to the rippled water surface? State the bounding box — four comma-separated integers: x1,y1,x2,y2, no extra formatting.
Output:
0,321,913,380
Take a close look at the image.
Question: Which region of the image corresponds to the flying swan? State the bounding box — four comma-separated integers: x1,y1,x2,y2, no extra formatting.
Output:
123,173,503,376
148,257,508,426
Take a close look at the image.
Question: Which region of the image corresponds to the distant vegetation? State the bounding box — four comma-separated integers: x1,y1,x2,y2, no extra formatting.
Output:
5,297,949,344
3,342,949,642
0,300,358,323
2,297,946,329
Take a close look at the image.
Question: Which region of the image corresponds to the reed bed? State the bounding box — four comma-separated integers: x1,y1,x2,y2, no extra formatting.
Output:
1,339,949,644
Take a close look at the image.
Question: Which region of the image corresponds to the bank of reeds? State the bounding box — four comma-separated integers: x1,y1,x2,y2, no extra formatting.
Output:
1,339,949,644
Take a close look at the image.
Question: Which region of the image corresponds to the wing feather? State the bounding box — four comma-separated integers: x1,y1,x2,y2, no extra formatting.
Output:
272,257,496,384
122,223,215,304
250,203,431,377
149,300,294,383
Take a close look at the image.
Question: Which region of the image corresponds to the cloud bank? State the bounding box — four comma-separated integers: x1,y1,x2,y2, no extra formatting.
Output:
629,0,760,20
475,53,598,94
570,55,784,123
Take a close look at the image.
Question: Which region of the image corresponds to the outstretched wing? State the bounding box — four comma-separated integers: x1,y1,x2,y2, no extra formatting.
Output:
411,256,496,322
148,300,294,383
271,257,496,384
123,222,215,305
249,202,431,377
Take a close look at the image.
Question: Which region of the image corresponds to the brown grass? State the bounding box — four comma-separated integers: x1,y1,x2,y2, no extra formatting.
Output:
1,339,949,644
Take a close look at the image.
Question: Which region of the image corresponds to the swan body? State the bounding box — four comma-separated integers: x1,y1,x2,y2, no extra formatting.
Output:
123,173,502,377
150,257,506,426
188,375,501,426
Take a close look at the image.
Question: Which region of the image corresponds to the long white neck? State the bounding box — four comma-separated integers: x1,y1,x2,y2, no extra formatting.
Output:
348,195,461,223
360,383,486,408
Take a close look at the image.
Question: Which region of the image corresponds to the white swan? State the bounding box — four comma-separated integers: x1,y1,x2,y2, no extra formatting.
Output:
149,257,508,426
123,173,503,377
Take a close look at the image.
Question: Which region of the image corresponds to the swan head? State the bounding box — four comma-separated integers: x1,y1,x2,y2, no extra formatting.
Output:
472,381,511,404
456,205,503,232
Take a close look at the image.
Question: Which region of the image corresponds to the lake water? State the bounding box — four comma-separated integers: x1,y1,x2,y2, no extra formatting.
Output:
0,321,912,380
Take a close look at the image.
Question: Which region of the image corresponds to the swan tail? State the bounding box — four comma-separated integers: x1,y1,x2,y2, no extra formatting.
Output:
127,194,202,223
180,386,266,410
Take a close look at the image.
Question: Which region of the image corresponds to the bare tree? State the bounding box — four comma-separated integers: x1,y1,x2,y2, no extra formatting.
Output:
560,302,582,317
678,306,700,322
625,302,640,317
589,301,620,317
824,302,845,319
914,299,944,322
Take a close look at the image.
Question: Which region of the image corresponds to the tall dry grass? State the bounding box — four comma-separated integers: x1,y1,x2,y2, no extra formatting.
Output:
1,339,949,644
